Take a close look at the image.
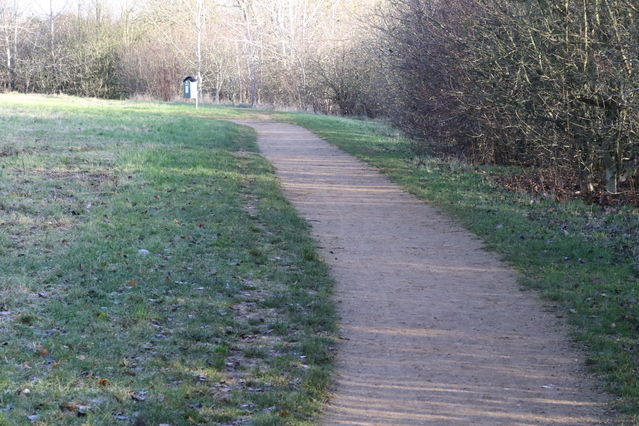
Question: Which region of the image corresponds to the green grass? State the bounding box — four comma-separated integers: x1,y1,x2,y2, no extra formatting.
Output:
7,94,638,423
0,94,335,425
275,111,639,423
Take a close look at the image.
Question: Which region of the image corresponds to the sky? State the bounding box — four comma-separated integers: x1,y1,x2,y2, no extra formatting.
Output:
19,0,71,15
18,0,131,17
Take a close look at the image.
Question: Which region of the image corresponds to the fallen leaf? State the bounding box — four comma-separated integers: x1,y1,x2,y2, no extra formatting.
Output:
131,393,146,402
59,401,77,414
127,280,137,287
97,378,109,387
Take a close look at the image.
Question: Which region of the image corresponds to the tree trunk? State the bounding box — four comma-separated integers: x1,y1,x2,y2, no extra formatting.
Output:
579,165,595,193
602,148,618,193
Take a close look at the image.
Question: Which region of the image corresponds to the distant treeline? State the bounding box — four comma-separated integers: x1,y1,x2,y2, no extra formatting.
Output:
0,0,379,114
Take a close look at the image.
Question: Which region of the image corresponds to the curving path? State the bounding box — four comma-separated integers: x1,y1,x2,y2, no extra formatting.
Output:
230,118,610,425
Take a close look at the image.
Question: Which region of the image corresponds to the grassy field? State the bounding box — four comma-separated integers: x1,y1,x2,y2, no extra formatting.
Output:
276,112,639,423
0,94,335,425
4,94,639,424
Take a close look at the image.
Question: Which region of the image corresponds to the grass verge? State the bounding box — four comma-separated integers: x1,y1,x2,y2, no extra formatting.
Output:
275,111,639,423
0,94,335,425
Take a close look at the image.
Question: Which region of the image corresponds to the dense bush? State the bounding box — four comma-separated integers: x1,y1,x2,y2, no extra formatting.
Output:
376,0,639,193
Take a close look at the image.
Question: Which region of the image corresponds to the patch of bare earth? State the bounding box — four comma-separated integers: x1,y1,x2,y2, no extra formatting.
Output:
230,119,612,425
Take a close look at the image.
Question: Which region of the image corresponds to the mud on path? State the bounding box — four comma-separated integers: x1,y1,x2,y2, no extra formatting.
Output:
230,119,610,425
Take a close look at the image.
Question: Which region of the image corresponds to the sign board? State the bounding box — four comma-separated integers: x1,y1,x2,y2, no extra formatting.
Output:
183,77,198,99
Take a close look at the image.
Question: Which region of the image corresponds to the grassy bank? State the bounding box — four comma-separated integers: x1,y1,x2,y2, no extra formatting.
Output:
277,112,639,422
0,95,335,425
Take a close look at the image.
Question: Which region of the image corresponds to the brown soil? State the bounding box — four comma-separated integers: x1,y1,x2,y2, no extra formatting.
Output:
230,119,612,425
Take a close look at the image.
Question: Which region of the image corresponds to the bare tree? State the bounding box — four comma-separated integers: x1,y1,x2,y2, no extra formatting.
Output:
0,0,36,91
1,0,384,116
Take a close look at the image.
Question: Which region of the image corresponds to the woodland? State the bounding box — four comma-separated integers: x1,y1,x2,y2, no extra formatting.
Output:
3,0,639,197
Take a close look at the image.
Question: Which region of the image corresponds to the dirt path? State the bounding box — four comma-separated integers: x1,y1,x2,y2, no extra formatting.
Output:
230,119,610,425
